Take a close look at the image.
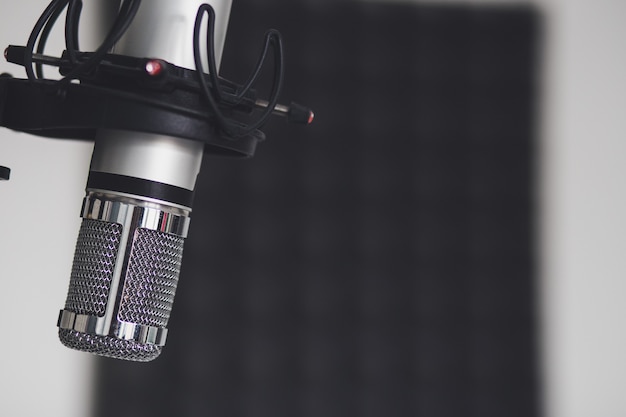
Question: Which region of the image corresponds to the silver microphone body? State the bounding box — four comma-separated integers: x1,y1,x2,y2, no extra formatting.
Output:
58,0,233,362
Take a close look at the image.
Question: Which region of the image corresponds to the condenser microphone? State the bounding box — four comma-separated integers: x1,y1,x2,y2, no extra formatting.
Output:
56,0,233,362
0,0,312,361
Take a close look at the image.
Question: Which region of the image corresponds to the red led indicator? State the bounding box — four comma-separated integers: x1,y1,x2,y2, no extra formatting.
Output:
145,60,163,76
308,111,315,125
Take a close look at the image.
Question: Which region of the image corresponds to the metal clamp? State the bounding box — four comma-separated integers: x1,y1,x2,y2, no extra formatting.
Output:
58,310,168,347
81,193,191,238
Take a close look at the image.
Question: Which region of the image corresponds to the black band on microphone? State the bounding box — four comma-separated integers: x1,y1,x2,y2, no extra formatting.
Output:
87,171,194,208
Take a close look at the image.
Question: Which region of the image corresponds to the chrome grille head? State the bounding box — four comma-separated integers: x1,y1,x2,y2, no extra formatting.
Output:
118,228,184,328
58,194,190,362
64,219,121,317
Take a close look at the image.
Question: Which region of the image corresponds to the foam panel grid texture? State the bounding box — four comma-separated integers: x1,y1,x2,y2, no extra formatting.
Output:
95,3,539,417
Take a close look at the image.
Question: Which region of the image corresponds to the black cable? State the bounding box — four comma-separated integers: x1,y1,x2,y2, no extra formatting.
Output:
65,0,82,64
198,4,224,102
26,0,68,81
194,5,232,135
27,0,139,82
232,29,277,104
194,4,284,137
61,0,141,81
237,29,283,132
24,0,287,139
35,0,68,78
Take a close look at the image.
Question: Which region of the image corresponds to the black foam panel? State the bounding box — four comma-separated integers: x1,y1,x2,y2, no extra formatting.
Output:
95,3,539,417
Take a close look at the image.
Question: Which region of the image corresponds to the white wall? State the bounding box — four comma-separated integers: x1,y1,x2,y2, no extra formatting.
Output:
0,2,96,416
540,1,626,416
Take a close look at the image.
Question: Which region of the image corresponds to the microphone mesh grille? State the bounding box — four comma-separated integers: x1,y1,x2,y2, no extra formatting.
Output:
59,220,184,362
118,228,185,328
64,219,122,317
59,329,161,362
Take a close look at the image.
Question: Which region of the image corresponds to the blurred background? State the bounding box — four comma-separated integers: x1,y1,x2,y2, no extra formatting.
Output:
1,0,625,416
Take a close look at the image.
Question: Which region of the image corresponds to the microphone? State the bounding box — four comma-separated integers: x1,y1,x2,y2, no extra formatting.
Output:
0,0,312,361
57,0,233,362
